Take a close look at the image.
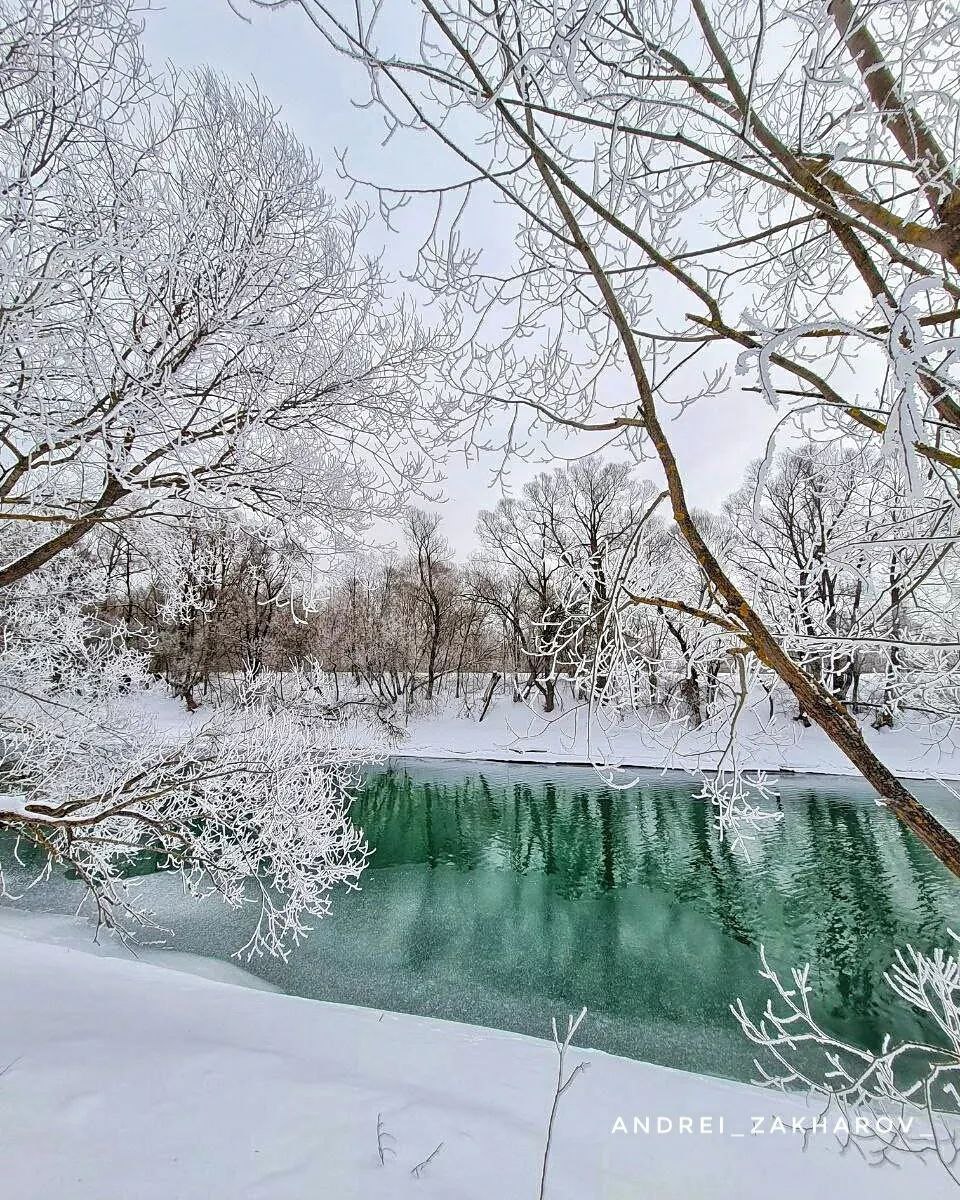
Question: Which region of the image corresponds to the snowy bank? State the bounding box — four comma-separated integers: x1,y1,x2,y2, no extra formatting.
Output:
121,685,960,783
0,907,952,1199
398,694,960,781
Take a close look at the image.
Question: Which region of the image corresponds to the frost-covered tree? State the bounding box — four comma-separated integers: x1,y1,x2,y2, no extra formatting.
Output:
0,0,450,590
99,512,311,709
0,0,451,951
308,510,495,716
403,508,458,702
733,936,960,1185
477,472,571,713
250,0,960,876
723,440,960,730
477,457,660,711
0,548,374,957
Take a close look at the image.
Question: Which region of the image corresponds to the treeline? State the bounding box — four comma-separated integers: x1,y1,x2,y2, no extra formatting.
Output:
94,439,960,732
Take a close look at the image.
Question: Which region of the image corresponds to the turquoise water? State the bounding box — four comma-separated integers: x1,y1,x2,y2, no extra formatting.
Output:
6,758,960,1082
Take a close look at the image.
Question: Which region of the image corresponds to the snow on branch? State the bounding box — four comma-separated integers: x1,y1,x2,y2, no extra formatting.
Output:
733,937,960,1183
0,546,379,960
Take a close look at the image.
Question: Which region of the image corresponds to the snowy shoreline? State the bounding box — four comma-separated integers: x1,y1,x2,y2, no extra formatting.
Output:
393,694,960,783
0,906,953,1199
133,687,960,783
387,746,960,783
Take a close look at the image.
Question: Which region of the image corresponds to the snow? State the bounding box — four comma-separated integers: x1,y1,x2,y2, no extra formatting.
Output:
0,906,953,1199
126,687,206,740
120,683,960,782
397,694,960,781
0,793,39,819
0,910,281,993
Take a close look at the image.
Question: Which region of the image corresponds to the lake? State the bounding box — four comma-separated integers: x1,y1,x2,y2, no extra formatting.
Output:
5,758,960,1083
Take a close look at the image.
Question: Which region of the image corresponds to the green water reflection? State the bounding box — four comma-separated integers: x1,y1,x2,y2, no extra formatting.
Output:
334,761,960,1078
6,759,960,1081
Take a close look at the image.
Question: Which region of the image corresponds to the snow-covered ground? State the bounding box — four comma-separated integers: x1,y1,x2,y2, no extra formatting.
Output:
398,693,960,781
129,684,960,781
0,906,951,1199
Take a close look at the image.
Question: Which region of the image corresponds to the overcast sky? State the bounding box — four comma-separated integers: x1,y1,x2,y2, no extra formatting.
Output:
140,0,779,549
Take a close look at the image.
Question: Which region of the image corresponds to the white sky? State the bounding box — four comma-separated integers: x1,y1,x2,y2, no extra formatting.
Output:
140,0,780,549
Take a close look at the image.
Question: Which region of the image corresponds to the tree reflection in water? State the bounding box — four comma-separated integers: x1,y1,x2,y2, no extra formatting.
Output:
4,759,959,1082
347,761,960,1078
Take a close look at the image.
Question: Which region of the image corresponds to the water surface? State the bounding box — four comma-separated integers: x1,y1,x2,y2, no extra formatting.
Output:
6,759,960,1082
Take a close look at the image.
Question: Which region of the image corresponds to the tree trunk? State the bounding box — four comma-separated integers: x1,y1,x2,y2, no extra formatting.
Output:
534,153,960,879
479,672,501,722
665,440,960,878
0,478,127,590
